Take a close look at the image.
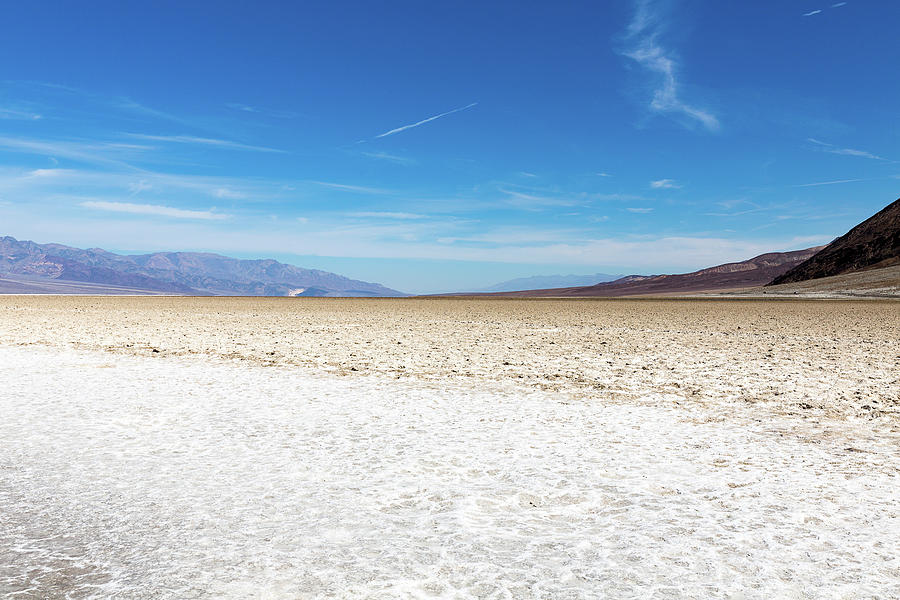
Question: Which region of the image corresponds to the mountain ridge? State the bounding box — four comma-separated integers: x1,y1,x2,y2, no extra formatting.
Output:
480,247,822,297
0,236,404,297
769,198,900,286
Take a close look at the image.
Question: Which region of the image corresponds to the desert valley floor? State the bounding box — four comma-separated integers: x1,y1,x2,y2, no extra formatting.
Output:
1,297,898,598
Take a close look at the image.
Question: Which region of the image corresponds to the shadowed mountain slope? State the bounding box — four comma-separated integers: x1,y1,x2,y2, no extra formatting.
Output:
0,236,404,296
770,198,900,286
488,247,821,297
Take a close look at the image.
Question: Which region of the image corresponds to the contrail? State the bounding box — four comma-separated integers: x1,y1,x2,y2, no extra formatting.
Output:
375,102,477,138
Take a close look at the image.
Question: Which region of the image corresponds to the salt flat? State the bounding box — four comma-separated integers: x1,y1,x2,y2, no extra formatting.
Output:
1,296,898,418
2,345,898,599
1,297,899,598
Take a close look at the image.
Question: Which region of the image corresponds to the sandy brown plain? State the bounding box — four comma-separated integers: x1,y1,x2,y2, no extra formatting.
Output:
1,295,897,421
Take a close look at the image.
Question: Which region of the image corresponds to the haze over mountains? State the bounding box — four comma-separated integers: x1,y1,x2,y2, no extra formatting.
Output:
492,248,822,297
0,236,403,297
482,197,900,297
3,198,898,298
482,273,619,293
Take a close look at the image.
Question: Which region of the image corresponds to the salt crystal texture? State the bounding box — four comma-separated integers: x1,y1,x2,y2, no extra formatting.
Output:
1,345,897,599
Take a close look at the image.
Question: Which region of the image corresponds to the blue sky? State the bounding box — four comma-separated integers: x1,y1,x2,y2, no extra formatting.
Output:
1,0,897,293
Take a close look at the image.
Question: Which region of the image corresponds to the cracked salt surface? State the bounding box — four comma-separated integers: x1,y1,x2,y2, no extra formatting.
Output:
1,346,898,599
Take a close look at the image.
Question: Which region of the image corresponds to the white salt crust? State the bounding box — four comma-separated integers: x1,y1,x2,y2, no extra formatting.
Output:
1,345,898,599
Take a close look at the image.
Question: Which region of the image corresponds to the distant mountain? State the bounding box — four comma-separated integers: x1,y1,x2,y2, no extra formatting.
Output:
483,272,619,292
489,247,822,297
0,236,404,297
770,198,900,286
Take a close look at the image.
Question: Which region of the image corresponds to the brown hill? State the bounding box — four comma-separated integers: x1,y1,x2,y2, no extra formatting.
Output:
770,198,900,285
492,247,821,297
750,264,900,298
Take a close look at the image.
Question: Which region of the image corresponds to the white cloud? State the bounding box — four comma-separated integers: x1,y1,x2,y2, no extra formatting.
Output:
501,189,580,208
212,187,246,199
650,178,681,189
596,172,613,177
794,178,867,187
79,200,229,220
225,103,297,119
831,2,846,7
0,107,42,120
26,168,76,178
226,103,258,113
807,138,890,161
128,180,152,195
309,181,390,194
803,10,822,16
0,136,137,169
347,211,427,220
126,133,285,153
621,1,719,131
361,151,416,166
627,207,654,213
374,102,477,138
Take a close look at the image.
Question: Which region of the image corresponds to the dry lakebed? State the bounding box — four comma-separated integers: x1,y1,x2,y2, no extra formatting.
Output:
1,296,898,598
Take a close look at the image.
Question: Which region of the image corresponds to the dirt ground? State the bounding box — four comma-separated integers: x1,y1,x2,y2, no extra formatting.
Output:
1,296,897,422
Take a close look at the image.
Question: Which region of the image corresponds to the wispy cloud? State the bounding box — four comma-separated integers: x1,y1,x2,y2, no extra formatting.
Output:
0,107,42,120
807,138,891,161
0,136,141,169
25,168,77,178
794,178,867,187
500,188,580,208
650,178,681,189
832,2,846,7
79,200,230,220
0,166,284,204
226,103,259,113
703,200,779,217
374,102,477,139
347,211,427,220
212,187,246,199
592,193,646,202
803,9,822,16
621,1,719,131
309,181,390,194
596,172,613,177
225,103,298,119
126,133,285,153
361,151,416,166
128,180,152,196
626,207,654,213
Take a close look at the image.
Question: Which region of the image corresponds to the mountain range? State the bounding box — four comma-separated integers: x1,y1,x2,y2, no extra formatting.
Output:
478,196,900,297
489,247,823,297
3,197,898,298
0,236,403,297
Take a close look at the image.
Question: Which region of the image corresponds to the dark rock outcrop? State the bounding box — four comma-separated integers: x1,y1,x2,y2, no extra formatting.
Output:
770,198,900,285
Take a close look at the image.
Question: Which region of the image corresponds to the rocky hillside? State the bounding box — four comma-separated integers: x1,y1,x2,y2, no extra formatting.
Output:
770,198,900,285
